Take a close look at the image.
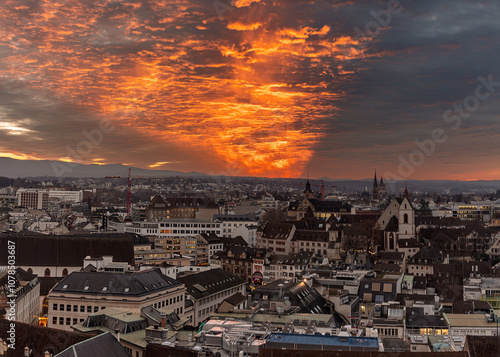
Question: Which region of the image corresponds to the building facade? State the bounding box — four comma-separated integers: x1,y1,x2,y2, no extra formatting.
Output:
47,268,186,331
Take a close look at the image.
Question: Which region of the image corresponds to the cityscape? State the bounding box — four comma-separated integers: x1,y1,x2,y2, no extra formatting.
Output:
0,172,500,356
0,0,500,356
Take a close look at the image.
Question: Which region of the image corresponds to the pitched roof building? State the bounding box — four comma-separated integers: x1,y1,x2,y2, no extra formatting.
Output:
177,268,247,326
47,268,186,331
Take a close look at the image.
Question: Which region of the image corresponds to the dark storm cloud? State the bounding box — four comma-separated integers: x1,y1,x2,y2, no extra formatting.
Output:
0,0,498,178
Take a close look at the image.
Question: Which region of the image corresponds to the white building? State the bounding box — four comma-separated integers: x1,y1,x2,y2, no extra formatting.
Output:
234,224,258,247
213,214,259,238
124,220,222,238
48,190,83,202
444,313,498,336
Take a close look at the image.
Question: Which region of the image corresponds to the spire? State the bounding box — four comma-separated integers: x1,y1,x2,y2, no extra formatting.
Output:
380,176,384,186
373,170,378,188
404,183,409,198
305,180,311,193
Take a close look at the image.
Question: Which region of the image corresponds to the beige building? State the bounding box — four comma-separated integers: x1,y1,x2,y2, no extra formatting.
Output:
47,268,186,331
444,313,498,336
16,188,49,210
177,269,247,326
145,195,219,221
0,268,40,324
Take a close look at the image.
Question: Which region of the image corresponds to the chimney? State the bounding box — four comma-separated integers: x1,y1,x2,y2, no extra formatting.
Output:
114,328,120,342
161,313,167,328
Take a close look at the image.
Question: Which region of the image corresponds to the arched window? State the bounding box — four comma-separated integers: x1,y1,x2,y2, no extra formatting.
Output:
389,234,395,250
404,213,408,224
44,268,51,277
62,268,68,277
27,268,33,275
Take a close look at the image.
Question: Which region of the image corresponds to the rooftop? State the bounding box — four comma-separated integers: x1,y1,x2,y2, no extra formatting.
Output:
177,268,245,300
51,268,182,297
444,313,498,328
266,333,379,348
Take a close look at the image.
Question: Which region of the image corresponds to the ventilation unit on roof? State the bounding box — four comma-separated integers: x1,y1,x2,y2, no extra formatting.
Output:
193,284,207,292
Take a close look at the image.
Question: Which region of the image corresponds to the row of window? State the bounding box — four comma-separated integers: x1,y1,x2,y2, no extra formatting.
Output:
52,316,84,326
224,223,251,227
53,304,101,313
198,304,215,317
160,223,219,228
25,268,69,278
378,328,399,336
162,230,221,235
152,295,183,309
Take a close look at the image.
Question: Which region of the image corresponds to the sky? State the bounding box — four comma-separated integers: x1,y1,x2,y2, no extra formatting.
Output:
0,0,499,180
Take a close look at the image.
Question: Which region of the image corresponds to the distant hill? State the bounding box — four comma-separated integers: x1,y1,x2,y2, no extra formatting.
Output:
0,157,208,179
0,157,499,194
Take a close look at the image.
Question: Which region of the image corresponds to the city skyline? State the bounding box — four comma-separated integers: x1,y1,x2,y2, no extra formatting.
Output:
0,0,499,180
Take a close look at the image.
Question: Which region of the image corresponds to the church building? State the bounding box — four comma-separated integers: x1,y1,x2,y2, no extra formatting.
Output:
376,186,415,253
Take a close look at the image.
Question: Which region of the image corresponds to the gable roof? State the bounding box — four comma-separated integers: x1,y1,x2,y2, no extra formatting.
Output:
223,292,246,306
307,199,351,213
409,245,444,263
385,216,399,232
148,194,167,208
291,230,329,242
262,222,294,240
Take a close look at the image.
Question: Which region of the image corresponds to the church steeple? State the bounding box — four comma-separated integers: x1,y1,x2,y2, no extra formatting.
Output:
372,171,379,200
304,180,312,198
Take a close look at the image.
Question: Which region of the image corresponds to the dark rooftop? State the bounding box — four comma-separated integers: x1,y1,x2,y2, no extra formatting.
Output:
177,268,245,300
55,332,129,357
0,320,88,357
0,233,135,266
51,268,182,297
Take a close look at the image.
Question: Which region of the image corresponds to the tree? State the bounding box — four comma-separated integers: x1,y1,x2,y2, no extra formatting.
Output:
417,199,432,216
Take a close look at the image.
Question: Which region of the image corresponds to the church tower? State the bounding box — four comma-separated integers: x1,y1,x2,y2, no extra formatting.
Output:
372,171,379,200
378,176,386,197
304,180,313,199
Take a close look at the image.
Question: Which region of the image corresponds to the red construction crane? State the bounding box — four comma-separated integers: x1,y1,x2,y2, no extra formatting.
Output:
105,169,177,218
311,180,337,200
